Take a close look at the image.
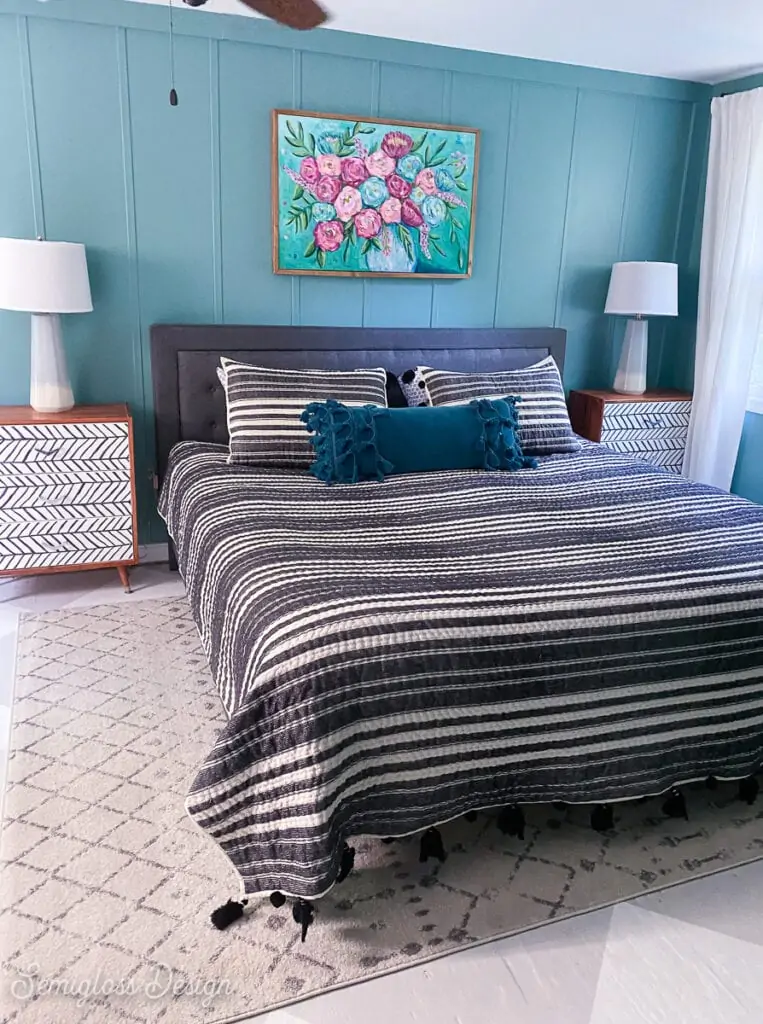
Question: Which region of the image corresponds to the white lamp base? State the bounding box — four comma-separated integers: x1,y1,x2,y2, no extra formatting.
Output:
613,317,648,395
30,313,74,413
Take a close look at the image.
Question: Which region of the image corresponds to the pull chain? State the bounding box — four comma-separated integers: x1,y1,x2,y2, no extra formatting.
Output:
169,0,178,106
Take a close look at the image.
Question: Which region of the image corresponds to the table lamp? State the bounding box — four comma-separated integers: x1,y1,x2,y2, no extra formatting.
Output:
604,261,678,395
0,237,93,413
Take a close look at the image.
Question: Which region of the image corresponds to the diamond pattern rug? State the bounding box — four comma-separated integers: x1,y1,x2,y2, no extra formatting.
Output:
1,599,762,1023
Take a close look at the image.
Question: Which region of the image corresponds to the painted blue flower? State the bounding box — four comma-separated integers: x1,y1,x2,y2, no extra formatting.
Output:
409,185,427,206
359,177,389,209
397,154,424,182
317,132,343,155
435,169,458,193
312,202,337,223
422,195,447,226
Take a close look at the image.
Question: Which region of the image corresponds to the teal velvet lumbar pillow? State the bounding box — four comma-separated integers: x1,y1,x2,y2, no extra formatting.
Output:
301,397,537,484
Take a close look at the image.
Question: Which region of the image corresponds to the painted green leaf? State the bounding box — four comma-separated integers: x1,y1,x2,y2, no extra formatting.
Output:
297,122,305,141
353,122,361,136
456,180,468,191
432,139,447,160
398,224,414,262
286,119,297,139
458,249,465,271
429,156,447,167
410,132,427,153
431,240,447,258
293,185,304,200
316,249,326,268
423,146,431,166
359,126,376,134
308,133,316,156
338,146,355,157
361,239,372,255
304,240,316,258
454,166,465,179
343,238,351,263
371,237,382,250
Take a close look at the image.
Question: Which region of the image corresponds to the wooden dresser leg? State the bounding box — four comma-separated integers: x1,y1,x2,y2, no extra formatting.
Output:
117,566,132,593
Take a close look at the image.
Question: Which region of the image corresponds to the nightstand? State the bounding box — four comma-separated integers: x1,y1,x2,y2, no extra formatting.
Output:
0,404,138,591
568,389,692,473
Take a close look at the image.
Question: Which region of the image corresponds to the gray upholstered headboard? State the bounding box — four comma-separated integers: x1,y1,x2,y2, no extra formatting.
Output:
150,324,566,482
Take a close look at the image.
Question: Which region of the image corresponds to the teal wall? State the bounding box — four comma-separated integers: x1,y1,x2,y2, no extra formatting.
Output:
0,0,710,541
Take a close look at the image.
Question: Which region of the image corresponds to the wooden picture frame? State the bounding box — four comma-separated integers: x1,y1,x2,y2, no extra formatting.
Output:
272,109,480,279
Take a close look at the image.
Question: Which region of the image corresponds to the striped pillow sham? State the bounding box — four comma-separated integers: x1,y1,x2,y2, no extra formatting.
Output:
220,358,388,468
417,356,580,455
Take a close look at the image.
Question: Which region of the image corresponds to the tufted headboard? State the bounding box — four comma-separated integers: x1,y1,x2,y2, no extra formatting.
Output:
150,324,566,483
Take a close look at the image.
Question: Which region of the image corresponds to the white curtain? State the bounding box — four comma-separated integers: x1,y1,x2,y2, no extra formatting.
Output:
683,87,763,491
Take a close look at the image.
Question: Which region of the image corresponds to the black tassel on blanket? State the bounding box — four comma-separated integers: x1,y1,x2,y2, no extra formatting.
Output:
590,805,614,833
293,899,315,942
336,843,356,883
739,776,760,805
496,805,525,840
210,898,248,930
419,826,447,863
662,788,688,820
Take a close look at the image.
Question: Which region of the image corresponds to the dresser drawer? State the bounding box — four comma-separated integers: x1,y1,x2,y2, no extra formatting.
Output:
0,542,134,572
0,420,130,464
601,400,691,433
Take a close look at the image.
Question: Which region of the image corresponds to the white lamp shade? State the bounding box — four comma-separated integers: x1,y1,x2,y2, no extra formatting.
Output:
0,237,93,314
604,261,678,317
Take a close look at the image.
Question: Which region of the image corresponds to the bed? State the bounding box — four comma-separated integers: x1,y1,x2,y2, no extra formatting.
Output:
151,324,763,920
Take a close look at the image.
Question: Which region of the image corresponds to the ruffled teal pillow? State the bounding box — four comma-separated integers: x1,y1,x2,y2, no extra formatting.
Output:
301,398,537,484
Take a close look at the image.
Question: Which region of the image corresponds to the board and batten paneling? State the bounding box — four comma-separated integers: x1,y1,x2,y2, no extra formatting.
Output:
0,0,711,542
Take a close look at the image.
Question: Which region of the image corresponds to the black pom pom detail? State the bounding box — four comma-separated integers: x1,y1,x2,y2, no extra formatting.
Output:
662,788,688,820
496,805,525,840
210,898,247,930
705,775,719,790
292,899,315,942
336,843,356,883
464,811,479,823
400,369,415,384
739,776,759,805
269,891,286,908
591,805,614,833
419,826,446,864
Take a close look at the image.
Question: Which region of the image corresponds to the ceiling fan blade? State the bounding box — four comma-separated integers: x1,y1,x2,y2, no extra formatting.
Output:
236,0,329,30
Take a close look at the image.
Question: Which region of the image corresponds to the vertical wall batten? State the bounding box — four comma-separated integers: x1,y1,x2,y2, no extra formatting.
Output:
210,38,223,322
116,26,147,515
552,88,581,328
17,16,45,239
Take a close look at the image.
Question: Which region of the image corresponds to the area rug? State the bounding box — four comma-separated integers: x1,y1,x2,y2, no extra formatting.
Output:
2,599,763,1024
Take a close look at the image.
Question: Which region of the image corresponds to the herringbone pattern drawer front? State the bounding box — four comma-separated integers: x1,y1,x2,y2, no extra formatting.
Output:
600,399,692,474
0,419,135,571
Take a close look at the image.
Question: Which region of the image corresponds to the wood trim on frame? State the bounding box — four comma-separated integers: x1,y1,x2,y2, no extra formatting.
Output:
271,108,480,280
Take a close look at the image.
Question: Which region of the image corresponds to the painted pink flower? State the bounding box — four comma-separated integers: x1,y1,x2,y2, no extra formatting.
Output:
386,173,411,200
299,157,320,185
415,168,437,195
317,154,342,176
401,199,424,228
314,175,341,203
355,208,382,239
313,220,343,253
335,186,363,222
379,198,402,224
381,130,414,159
365,150,396,179
341,157,368,187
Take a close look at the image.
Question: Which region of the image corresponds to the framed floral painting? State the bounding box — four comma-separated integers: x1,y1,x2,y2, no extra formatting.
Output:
272,109,480,278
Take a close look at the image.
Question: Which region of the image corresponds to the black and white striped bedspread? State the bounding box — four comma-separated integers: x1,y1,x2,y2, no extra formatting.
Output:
158,441,763,900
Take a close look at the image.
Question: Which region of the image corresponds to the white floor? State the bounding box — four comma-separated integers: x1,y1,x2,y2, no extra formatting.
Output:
2,566,763,1024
